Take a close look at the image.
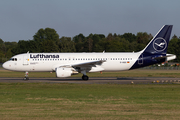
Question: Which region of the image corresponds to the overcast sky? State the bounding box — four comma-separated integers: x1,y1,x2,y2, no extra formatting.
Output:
0,0,179,42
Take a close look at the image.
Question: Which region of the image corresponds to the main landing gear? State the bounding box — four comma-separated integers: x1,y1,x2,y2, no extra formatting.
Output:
81,70,89,80
24,71,29,80
82,75,89,81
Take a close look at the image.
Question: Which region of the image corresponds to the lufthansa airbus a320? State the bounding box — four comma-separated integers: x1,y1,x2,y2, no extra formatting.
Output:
3,25,176,80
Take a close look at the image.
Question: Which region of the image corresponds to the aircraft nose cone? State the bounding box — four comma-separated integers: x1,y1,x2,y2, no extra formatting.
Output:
2,62,8,70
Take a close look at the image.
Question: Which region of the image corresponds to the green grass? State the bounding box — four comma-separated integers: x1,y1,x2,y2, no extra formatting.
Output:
1,68,180,119
0,83,180,119
1,69,180,78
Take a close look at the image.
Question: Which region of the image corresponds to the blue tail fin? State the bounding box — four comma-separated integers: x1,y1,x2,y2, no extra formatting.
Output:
142,25,173,55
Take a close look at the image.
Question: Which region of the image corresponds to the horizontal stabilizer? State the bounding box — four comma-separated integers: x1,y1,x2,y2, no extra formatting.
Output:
154,54,176,62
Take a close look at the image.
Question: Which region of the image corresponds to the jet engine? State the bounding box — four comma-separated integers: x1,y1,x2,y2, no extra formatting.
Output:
56,67,72,77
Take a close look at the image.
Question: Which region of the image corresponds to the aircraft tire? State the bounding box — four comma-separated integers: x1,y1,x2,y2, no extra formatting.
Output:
82,75,89,81
24,77,29,81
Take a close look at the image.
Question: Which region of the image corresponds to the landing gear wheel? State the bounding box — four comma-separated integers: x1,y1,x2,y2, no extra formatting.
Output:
82,75,89,81
24,77,29,81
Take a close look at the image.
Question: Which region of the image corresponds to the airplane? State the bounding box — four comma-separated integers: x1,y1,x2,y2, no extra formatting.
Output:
2,25,176,80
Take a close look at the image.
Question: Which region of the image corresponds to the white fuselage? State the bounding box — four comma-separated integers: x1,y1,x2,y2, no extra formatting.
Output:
3,52,141,72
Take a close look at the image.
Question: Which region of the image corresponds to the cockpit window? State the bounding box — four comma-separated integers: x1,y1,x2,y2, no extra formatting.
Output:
9,58,17,61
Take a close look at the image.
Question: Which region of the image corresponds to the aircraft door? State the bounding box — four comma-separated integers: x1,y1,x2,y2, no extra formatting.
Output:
23,54,29,65
138,54,143,65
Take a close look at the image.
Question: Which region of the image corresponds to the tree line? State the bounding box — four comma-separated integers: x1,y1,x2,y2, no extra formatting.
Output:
0,28,180,63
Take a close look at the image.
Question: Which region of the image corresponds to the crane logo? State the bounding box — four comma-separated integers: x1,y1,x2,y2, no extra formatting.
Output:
153,37,167,52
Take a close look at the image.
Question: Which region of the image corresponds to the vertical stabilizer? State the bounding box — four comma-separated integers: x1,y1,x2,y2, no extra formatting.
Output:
141,25,173,55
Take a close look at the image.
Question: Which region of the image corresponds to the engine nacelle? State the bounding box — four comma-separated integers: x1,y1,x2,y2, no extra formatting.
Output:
56,68,72,77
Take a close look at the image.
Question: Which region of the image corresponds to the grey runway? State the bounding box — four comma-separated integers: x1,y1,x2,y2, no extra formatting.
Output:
0,77,179,84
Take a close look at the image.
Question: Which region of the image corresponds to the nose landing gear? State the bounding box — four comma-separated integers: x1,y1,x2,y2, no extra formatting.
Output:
24,71,29,80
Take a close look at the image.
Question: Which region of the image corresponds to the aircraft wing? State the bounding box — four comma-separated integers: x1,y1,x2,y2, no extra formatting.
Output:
59,60,106,68
71,60,106,68
57,60,106,73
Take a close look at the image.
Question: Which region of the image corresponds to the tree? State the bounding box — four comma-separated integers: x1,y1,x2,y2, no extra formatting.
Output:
11,40,29,54
0,38,4,44
33,28,59,42
106,39,122,52
121,33,136,43
4,42,17,51
136,32,150,44
107,33,113,41
73,34,86,52
41,40,59,52
73,33,85,43
4,41,17,59
87,38,93,52
28,40,40,53
167,36,180,62
135,32,151,51
87,34,102,52
6,49,12,59
58,37,76,52
33,28,60,52
0,51,5,63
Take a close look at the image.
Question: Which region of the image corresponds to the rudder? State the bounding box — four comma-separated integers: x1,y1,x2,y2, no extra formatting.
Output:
142,25,173,55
